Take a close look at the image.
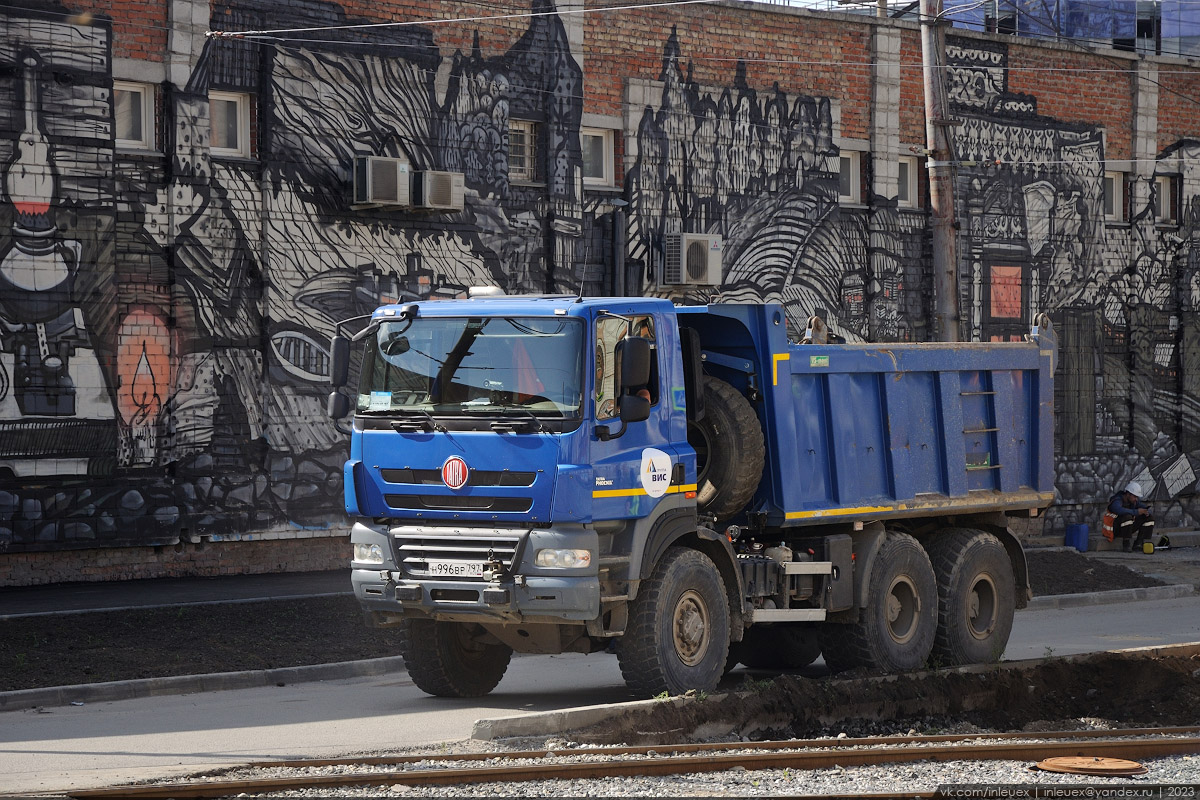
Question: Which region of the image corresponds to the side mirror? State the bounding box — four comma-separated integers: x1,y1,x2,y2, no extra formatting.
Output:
619,393,651,424
329,335,350,388
618,336,651,389
327,391,350,420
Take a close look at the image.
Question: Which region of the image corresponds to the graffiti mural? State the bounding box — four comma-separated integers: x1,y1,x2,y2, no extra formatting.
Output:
0,0,588,552
944,37,1200,531
625,32,927,343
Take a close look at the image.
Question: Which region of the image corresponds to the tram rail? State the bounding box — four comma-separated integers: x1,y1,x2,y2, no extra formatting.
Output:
68,726,1200,799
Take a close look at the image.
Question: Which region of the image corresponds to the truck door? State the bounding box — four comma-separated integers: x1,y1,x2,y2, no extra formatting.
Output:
590,313,679,520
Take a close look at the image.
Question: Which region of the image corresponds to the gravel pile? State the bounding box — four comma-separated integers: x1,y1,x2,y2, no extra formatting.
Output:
180,730,1200,798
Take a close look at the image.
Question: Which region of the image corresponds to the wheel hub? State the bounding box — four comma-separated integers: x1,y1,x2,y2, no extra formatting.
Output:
673,590,710,666
885,576,919,645
967,574,998,640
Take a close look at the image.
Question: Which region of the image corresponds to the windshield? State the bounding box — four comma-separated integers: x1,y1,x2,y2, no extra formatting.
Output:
356,316,585,418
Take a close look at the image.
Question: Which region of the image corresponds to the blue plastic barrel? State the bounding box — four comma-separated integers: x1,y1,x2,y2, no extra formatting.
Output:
1065,523,1088,552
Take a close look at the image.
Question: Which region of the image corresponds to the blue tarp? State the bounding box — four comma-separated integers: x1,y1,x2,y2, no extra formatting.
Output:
948,0,1138,38
1163,0,1200,39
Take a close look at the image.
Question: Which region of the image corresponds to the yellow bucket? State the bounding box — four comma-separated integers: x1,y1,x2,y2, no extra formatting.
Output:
1142,541,1155,554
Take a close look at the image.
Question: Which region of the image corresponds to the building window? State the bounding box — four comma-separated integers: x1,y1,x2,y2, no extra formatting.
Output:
839,151,861,204
509,120,538,182
898,156,918,209
210,91,250,158
1155,174,1179,224
1103,171,1127,222
581,128,615,186
114,81,154,150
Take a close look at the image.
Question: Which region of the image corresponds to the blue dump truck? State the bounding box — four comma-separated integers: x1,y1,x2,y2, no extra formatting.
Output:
327,296,1057,698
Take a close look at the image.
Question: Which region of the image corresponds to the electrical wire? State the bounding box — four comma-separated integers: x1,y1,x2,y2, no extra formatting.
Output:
205,0,731,38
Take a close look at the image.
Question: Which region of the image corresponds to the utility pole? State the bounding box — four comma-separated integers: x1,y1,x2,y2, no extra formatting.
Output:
920,0,961,341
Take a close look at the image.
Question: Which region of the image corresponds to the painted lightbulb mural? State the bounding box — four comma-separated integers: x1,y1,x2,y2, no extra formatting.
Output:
0,52,117,479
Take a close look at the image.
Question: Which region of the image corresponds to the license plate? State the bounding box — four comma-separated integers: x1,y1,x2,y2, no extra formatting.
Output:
425,560,485,578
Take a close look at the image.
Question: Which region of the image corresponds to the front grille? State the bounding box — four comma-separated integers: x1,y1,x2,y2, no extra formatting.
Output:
385,495,532,512
394,533,521,579
381,468,536,487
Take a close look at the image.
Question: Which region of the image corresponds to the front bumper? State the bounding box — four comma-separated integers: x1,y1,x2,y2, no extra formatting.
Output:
350,520,600,623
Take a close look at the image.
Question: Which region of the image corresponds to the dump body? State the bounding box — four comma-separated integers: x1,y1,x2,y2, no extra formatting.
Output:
677,304,1055,527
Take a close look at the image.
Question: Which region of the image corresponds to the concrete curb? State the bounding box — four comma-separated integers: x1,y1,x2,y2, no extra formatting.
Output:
1026,582,1196,609
472,697,668,741
0,591,353,621
0,656,406,712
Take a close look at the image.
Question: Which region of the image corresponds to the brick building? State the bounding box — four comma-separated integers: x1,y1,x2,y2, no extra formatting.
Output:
1,0,1197,585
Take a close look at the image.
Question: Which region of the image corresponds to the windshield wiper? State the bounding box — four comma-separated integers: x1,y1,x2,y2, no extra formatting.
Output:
460,405,545,433
389,409,446,433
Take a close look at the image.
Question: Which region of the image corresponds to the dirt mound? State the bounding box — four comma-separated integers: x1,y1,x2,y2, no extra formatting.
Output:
570,649,1200,745
1027,549,1167,595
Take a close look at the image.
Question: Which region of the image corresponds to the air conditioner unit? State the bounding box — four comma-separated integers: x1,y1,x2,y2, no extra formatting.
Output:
413,170,465,211
353,156,411,206
663,233,723,285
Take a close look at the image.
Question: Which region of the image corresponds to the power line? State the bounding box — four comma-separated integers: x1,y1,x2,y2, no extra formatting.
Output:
205,0,730,39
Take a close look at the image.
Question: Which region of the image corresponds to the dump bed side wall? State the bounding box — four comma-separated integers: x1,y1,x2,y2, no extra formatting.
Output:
681,305,1055,526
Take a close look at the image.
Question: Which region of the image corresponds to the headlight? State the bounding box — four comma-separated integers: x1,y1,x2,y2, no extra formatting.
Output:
353,543,385,564
534,548,592,569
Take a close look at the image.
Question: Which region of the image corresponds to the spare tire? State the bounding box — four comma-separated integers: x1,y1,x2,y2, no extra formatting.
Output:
687,376,765,519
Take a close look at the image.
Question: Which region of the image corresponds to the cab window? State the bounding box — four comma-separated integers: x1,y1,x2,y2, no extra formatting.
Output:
595,315,658,420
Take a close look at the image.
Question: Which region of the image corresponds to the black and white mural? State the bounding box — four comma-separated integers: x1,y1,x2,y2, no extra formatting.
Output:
1,0,1198,556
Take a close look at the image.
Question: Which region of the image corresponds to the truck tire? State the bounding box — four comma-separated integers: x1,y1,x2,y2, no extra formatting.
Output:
398,619,512,697
925,528,1015,666
739,624,821,670
688,377,765,520
819,531,937,673
615,547,730,698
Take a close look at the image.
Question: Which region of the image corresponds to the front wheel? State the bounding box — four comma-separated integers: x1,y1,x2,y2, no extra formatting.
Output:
616,548,730,698
398,619,513,697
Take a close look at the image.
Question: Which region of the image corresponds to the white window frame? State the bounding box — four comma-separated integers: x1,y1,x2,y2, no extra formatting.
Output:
114,81,155,150
209,91,251,159
509,119,538,183
839,150,862,204
898,155,918,209
1103,171,1127,222
580,127,615,187
1155,174,1179,224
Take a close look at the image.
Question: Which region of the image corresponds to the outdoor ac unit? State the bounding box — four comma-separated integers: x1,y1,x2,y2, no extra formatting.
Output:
353,156,411,206
664,233,723,285
413,170,465,211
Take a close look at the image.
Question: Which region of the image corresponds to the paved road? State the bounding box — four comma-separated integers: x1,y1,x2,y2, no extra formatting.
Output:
4,595,1200,796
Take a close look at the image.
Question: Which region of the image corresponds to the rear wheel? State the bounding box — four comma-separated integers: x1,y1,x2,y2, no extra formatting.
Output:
820,532,937,672
739,624,821,670
398,619,513,697
687,377,765,520
925,528,1015,666
616,548,730,697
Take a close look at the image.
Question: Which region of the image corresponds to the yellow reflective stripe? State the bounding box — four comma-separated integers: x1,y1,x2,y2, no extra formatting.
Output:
592,484,697,499
772,352,790,386
785,505,895,520
592,488,644,498
784,491,1056,520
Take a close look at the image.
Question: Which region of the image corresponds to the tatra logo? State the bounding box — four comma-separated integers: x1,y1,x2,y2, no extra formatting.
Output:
639,448,672,498
441,456,469,490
